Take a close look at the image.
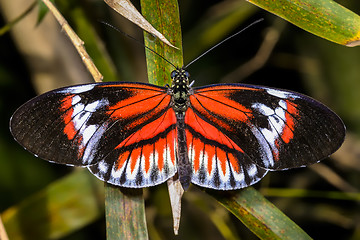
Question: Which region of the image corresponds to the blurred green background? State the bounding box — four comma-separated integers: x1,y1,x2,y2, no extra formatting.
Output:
0,0,359,239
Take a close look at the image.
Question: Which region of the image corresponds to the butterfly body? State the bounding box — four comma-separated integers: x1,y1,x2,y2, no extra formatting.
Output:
10,68,345,190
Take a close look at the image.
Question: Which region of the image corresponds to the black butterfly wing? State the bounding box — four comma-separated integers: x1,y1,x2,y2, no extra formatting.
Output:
10,82,178,187
187,84,344,189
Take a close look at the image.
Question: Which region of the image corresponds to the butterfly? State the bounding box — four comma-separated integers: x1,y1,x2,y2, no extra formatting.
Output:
10,67,345,191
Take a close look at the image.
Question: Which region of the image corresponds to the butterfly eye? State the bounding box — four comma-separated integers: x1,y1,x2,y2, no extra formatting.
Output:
184,71,190,78
171,70,177,79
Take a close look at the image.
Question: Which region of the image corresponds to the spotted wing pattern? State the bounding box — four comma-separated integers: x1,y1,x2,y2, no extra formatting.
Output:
188,84,345,189
10,82,178,188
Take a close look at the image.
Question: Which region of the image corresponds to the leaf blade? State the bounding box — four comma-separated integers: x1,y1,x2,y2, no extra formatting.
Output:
207,187,312,239
105,186,148,240
104,0,177,48
248,0,360,46
1,170,104,240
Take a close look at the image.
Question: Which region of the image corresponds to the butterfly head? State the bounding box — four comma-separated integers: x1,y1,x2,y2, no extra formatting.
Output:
170,68,190,83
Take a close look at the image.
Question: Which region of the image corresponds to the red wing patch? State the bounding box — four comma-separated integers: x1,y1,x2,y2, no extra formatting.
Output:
189,87,254,132
191,84,345,172
185,108,267,190
89,108,178,187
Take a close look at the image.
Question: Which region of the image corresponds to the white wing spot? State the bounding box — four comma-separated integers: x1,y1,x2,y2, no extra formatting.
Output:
266,89,298,99
85,99,108,112
73,111,91,131
249,126,274,168
68,98,110,164
278,99,287,109
98,161,109,174
275,106,286,121
72,95,81,105
247,164,258,178
111,166,123,180
252,103,274,116
125,155,141,180
82,123,108,164
81,125,97,146
250,98,292,168
216,155,229,182
231,166,245,183
63,84,95,94
72,103,85,118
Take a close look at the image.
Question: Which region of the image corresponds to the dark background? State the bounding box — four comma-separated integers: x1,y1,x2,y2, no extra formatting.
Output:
0,0,359,239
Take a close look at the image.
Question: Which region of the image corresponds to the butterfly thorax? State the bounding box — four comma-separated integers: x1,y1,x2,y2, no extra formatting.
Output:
170,68,193,190
170,68,190,114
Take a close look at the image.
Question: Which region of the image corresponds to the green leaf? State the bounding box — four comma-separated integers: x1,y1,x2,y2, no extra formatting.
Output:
104,185,148,239
104,0,183,239
141,1,183,234
37,0,50,25
141,0,183,86
248,0,360,46
207,187,312,239
1,169,104,240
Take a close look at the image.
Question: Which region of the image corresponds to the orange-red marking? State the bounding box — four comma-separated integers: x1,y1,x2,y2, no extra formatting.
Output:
108,91,170,120
228,153,240,173
185,108,243,152
116,151,130,171
130,148,142,173
281,100,298,143
60,95,77,140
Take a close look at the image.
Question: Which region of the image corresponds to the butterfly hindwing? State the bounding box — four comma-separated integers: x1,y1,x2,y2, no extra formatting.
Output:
10,82,178,187
189,84,345,174
88,107,178,187
185,108,268,190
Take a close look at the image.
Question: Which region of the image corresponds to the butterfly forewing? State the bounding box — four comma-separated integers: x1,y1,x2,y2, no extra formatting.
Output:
190,84,345,173
10,82,178,187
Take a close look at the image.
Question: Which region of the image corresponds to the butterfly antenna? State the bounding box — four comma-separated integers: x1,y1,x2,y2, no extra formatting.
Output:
100,21,177,69
183,18,264,69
